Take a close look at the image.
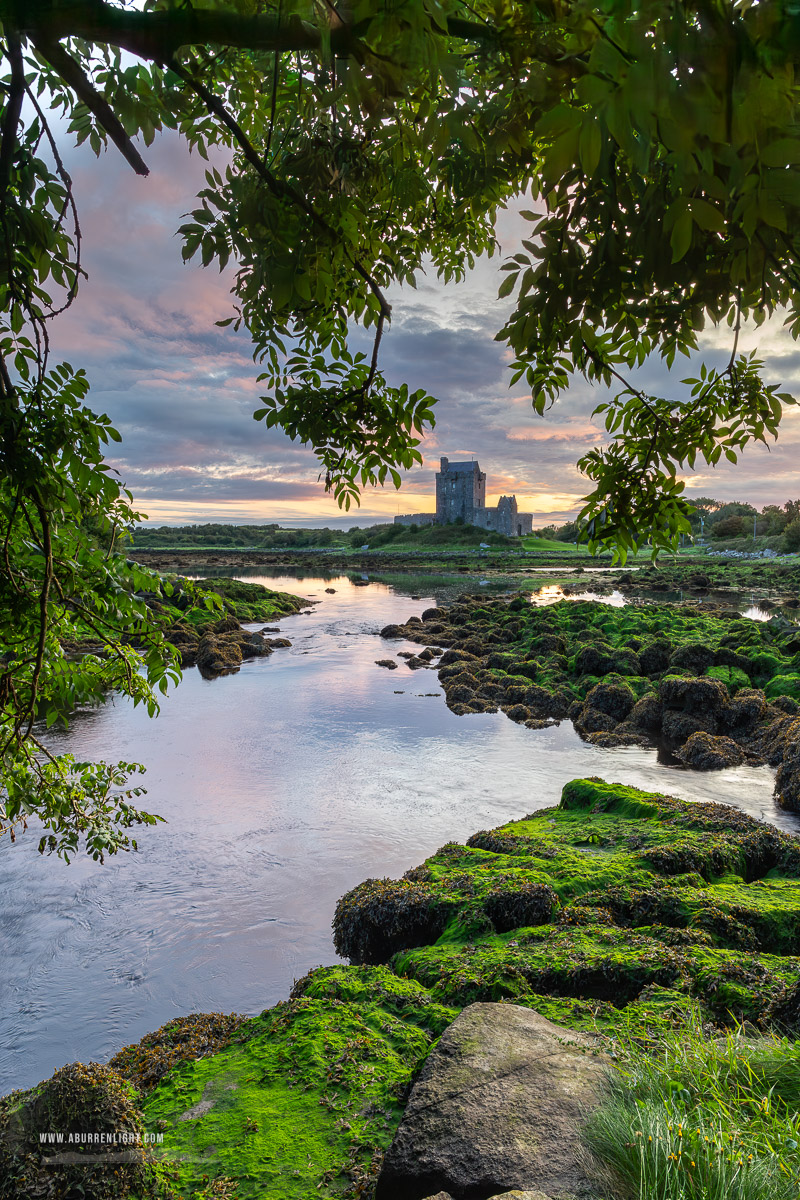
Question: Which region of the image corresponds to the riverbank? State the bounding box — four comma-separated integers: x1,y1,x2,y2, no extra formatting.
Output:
3,778,799,1199
3,572,800,1198
129,546,800,610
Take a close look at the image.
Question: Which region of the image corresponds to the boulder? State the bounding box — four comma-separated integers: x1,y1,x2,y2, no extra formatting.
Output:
375,1003,607,1200
661,709,717,742
380,624,405,639
376,659,399,670
575,708,619,735
212,613,241,634
238,631,278,657
776,752,800,812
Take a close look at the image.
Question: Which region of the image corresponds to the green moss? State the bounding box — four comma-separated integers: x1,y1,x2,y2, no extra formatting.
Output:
765,674,800,702
707,664,751,691
137,974,454,1199
191,577,306,623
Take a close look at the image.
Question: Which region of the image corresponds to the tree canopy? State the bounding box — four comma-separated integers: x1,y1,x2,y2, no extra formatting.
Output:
2,0,800,855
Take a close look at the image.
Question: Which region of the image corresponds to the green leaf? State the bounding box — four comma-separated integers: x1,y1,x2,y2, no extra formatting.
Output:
670,209,693,263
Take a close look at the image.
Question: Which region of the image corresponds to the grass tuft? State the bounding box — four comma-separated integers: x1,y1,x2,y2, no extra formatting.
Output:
587,1017,800,1200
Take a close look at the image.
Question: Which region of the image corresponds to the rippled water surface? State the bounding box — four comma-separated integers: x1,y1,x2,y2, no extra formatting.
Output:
2,574,797,1092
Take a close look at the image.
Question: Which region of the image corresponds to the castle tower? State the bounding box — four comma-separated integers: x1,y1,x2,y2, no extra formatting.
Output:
435,457,486,524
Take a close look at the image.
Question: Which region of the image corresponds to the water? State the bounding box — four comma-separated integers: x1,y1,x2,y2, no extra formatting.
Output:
1,574,796,1094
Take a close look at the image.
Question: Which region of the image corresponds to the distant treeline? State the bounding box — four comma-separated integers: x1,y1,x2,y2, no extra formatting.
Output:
131,522,344,549
540,498,800,551
130,520,514,550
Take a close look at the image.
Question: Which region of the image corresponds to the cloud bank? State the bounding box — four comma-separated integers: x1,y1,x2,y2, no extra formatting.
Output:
48,132,800,526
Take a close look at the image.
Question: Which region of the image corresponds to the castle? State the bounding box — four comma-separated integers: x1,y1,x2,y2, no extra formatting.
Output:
393,457,533,538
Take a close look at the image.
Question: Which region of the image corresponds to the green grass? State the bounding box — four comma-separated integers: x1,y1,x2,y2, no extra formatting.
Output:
587,1019,800,1200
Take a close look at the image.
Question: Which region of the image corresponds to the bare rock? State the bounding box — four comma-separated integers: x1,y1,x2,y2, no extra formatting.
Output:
375,1003,607,1200
376,659,399,670
487,1193,554,1200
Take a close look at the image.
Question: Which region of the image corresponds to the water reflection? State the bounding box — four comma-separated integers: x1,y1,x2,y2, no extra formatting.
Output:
0,573,796,1093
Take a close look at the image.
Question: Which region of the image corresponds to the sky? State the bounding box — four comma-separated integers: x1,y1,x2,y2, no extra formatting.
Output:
48,130,800,528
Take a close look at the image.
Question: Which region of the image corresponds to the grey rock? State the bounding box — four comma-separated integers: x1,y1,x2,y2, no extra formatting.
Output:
376,1003,608,1200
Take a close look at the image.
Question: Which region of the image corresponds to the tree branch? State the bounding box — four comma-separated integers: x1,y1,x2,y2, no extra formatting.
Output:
32,38,150,176
169,57,391,321
13,2,498,63
0,30,24,207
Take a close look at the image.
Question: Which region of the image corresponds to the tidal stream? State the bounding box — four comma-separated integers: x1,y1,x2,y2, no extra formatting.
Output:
1,573,796,1092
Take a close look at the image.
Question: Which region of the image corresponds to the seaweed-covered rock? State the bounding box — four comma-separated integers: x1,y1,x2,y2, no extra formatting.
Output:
483,883,559,933
676,732,747,770
380,624,405,639
767,978,800,1032
776,754,800,812
660,674,731,715
714,646,753,673
661,709,717,742
504,703,531,723
523,685,569,718
583,680,636,721
639,641,672,675
438,649,478,667
765,674,800,702
108,1013,246,1093
237,630,277,657
750,713,800,766
196,633,243,676
586,729,651,748
575,708,619,735
421,608,445,621
0,1062,149,1200
669,642,716,672
333,879,454,964
723,687,767,729
625,693,664,732
574,644,639,677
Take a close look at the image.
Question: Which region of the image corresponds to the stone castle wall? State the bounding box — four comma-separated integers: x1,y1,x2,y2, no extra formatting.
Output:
393,513,436,528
